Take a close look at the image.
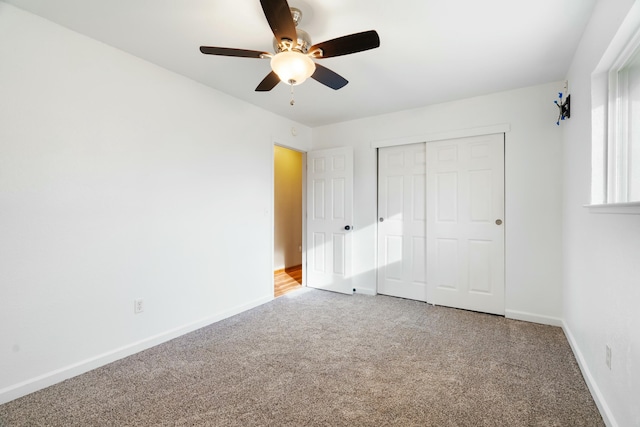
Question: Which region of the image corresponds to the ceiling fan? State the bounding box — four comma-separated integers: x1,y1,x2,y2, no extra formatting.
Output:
199,0,380,94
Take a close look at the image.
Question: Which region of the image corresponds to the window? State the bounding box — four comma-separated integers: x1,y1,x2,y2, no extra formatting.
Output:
608,32,640,203
590,2,640,213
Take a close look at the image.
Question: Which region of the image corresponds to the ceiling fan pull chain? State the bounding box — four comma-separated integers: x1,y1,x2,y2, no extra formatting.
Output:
289,80,295,106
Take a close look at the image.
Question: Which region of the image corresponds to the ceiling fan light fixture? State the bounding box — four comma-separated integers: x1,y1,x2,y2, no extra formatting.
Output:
199,0,380,93
270,51,316,85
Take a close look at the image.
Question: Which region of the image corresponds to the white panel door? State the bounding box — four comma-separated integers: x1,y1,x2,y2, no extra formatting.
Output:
426,134,505,315
377,144,427,301
306,147,354,295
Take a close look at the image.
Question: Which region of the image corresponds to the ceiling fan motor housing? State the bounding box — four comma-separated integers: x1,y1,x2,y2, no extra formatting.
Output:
273,28,312,53
273,8,312,53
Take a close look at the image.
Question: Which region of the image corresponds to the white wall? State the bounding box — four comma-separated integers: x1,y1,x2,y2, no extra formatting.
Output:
562,1,640,426
273,146,303,270
0,3,311,403
312,82,564,324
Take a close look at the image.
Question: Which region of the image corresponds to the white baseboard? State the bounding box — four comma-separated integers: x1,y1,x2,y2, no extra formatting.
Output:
0,295,273,405
353,287,376,296
562,321,618,427
504,309,563,326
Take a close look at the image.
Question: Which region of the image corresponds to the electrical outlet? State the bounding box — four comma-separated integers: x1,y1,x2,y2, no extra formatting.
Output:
606,345,612,370
134,299,144,314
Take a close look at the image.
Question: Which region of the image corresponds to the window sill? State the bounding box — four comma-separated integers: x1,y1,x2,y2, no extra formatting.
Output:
585,202,640,215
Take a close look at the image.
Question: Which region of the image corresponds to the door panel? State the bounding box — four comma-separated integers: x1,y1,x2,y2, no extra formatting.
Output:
377,144,427,301
426,134,505,315
306,147,353,294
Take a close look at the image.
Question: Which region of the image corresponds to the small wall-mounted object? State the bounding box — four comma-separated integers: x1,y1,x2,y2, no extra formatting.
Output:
554,91,570,125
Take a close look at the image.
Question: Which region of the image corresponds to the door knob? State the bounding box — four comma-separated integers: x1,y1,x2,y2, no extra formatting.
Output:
495,219,503,225
344,225,351,231
379,217,384,222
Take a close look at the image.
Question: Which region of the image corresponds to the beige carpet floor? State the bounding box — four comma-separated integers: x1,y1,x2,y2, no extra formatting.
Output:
0,289,603,426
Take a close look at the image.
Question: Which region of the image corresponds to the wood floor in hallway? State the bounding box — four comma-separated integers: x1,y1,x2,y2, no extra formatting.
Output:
274,265,302,297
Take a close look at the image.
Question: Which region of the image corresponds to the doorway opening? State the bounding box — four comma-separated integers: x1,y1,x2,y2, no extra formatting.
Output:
273,145,303,297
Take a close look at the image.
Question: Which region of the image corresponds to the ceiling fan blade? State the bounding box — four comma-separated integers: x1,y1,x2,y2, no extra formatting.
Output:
311,64,348,90
310,30,380,58
260,0,297,44
200,46,269,59
256,71,281,91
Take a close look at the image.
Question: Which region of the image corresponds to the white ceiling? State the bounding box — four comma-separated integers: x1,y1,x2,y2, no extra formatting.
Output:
4,0,596,127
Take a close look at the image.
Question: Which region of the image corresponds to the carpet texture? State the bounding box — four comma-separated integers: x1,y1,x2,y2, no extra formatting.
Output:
0,289,603,426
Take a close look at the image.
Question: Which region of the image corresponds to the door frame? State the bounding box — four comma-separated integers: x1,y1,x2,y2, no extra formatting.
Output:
271,144,355,297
